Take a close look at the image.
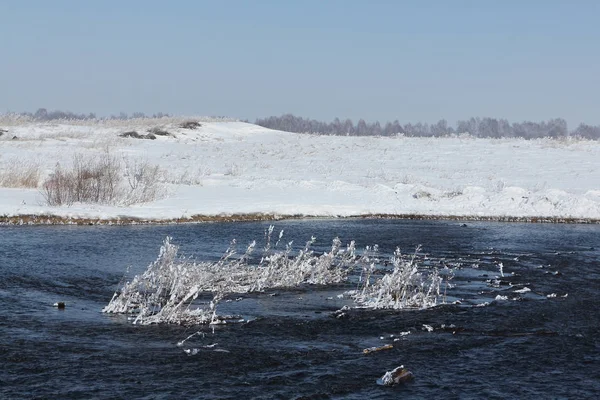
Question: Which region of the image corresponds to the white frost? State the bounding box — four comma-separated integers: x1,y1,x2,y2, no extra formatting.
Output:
103,230,445,324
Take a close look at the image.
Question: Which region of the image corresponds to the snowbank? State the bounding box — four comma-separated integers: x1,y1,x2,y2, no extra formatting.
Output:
1,118,599,222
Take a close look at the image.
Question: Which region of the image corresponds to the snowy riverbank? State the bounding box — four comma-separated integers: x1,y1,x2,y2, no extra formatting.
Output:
1,118,599,223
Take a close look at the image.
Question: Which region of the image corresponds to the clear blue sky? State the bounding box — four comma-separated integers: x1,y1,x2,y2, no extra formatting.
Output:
1,0,599,125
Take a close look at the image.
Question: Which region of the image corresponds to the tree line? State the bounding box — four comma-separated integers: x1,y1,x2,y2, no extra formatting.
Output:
14,109,171,121
255,114,600,140
7,109,600,139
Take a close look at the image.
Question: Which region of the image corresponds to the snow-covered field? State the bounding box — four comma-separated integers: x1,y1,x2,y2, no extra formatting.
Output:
1,117,599,222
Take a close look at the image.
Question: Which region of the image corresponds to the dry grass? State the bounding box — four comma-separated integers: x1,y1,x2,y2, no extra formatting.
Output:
179,120,202,130
0,160,41,188
0,115,238,128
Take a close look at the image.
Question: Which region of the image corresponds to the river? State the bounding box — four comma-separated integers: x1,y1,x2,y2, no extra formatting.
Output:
1,219,598,399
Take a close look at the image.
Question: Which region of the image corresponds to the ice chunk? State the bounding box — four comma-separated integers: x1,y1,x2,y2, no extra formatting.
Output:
377,365,414,386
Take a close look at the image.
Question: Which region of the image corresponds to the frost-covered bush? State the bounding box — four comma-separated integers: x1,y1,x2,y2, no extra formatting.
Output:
249,230,356,292
224,162,242,176
351,246,443,309
103,228,358,325
103,228,446,325
123,159,165,204
103,237,218,324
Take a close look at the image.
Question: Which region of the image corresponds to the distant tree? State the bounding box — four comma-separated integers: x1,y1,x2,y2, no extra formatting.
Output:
573,123,600,139
404,122,431,137
383,120,403,136
356,119,368,136
342,119,354,135
431,119,450,137
497,119,512,137
331,117,341,134
371,121,382,136
456,118,479,136
34,108,48,120
545,118,568,138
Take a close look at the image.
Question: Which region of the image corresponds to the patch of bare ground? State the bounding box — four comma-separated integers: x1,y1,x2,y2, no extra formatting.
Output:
0,213,598,226
0,213,295,226
359,214,600,224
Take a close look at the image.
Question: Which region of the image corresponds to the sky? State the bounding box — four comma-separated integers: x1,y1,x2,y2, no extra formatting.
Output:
1,0,599,126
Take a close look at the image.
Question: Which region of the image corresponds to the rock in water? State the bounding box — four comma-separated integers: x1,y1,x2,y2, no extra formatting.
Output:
363,344,394,354
377,365,414,386
53,302,66,309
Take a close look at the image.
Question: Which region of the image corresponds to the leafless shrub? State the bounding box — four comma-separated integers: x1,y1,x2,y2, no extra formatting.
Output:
224,162,242,176
75,153,122,203
164,164,212,185
41,153,122,206
123,159,165,204
443,190,463,199
41,152,164,206
41,163,73,206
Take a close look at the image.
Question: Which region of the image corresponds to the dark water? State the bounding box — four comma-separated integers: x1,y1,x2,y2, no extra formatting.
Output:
1,219,599,399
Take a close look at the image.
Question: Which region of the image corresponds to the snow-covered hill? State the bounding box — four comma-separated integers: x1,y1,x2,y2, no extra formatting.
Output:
1,118,599,222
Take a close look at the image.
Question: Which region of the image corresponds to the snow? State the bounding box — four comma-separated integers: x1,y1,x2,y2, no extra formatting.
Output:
1,118,599,222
